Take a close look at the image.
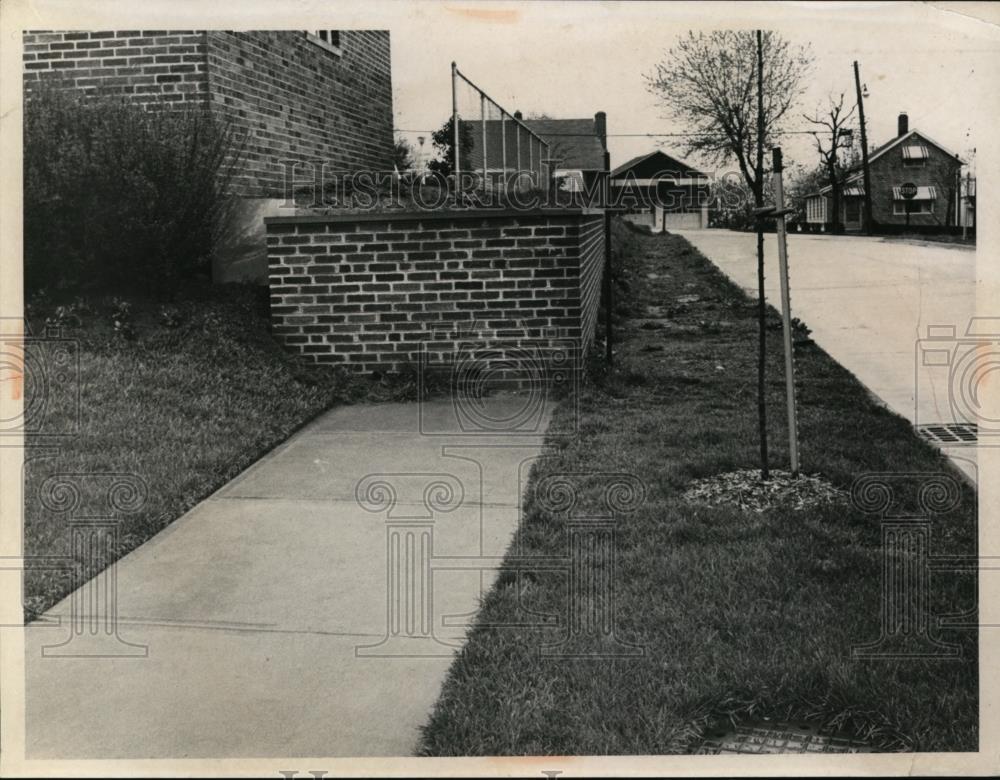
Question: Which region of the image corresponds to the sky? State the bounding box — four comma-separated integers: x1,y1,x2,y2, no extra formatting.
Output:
329,1,999,181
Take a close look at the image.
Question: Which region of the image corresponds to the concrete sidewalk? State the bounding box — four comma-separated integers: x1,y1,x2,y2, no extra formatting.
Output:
25,399,554,758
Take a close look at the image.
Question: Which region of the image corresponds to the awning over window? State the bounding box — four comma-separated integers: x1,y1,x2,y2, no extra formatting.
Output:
892,185,937,200
902,145,929,160
843,186,864,196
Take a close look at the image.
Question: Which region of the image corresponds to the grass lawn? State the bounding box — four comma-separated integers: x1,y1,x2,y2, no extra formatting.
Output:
418,222,977,754
22,285,411,618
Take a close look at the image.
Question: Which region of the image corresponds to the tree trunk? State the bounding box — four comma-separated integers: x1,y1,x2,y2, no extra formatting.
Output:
755,29,769,480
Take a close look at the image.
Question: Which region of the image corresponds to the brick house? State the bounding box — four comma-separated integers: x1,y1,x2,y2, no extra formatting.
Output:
23,30,394,279
521,113,608,192
610,150,711,231
805,112,965,232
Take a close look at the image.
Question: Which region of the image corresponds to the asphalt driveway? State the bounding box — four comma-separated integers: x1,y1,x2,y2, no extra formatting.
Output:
675,229,978,482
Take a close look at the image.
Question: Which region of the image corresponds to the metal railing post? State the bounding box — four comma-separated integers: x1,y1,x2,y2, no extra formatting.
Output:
451,65,550,197
529,136,533,185
481,93,487,185
516,125,522,177
603,150,613,367
501,110,507,179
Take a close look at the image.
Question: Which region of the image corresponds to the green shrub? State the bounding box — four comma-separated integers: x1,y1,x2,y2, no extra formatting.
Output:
24,85,247,296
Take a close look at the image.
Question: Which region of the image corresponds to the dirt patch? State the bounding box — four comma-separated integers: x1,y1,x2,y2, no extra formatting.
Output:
682,469,848,513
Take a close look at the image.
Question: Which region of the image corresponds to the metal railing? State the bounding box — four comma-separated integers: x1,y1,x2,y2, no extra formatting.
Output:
452,63,550,192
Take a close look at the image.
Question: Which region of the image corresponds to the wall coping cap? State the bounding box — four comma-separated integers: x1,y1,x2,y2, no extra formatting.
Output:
265,207,605,225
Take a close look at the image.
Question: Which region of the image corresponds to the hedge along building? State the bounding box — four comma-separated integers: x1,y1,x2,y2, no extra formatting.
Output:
22,30,394,281
804,112,966,233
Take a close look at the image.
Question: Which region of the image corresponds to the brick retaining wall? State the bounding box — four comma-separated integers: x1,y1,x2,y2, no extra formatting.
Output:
265,210,606,382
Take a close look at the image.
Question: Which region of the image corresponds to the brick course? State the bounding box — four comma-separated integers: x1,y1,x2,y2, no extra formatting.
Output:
266,210,607,381
23,30,209,106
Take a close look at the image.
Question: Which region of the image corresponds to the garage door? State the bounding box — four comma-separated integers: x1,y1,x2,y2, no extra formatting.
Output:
662,212,703,230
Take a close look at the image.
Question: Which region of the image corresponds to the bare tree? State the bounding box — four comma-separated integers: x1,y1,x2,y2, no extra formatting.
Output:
646,30,813,204
804,93,857,233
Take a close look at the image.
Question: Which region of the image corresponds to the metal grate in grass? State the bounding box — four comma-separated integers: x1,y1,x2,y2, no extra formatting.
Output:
694,719,873,754
916,423,978,445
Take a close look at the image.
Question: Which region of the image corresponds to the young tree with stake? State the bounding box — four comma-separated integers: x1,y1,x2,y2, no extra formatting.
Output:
646,30,812,479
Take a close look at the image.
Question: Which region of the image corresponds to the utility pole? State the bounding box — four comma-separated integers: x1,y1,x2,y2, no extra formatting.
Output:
451,62,460,191
963,170,970,241
853,61,873,235
755,29,770,480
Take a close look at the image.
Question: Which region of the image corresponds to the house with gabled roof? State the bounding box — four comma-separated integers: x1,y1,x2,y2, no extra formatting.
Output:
461,111,608,193
610,149,711,230
805,112,965,232
520,113,608,191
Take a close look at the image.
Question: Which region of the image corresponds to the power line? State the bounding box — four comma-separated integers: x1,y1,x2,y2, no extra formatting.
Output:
395,128,837,137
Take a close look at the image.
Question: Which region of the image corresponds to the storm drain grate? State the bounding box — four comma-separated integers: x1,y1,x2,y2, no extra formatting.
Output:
916,423,978,444
694,720,873,754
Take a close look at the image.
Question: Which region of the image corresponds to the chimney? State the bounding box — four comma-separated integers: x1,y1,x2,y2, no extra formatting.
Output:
514,110,523,120
594,111,607,150
898,112,909,137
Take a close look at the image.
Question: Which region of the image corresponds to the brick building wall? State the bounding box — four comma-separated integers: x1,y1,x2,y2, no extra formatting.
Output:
23,30,209,105
23,30,394,197
265,210,607,380
205,31,393,198
577,215,605,348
